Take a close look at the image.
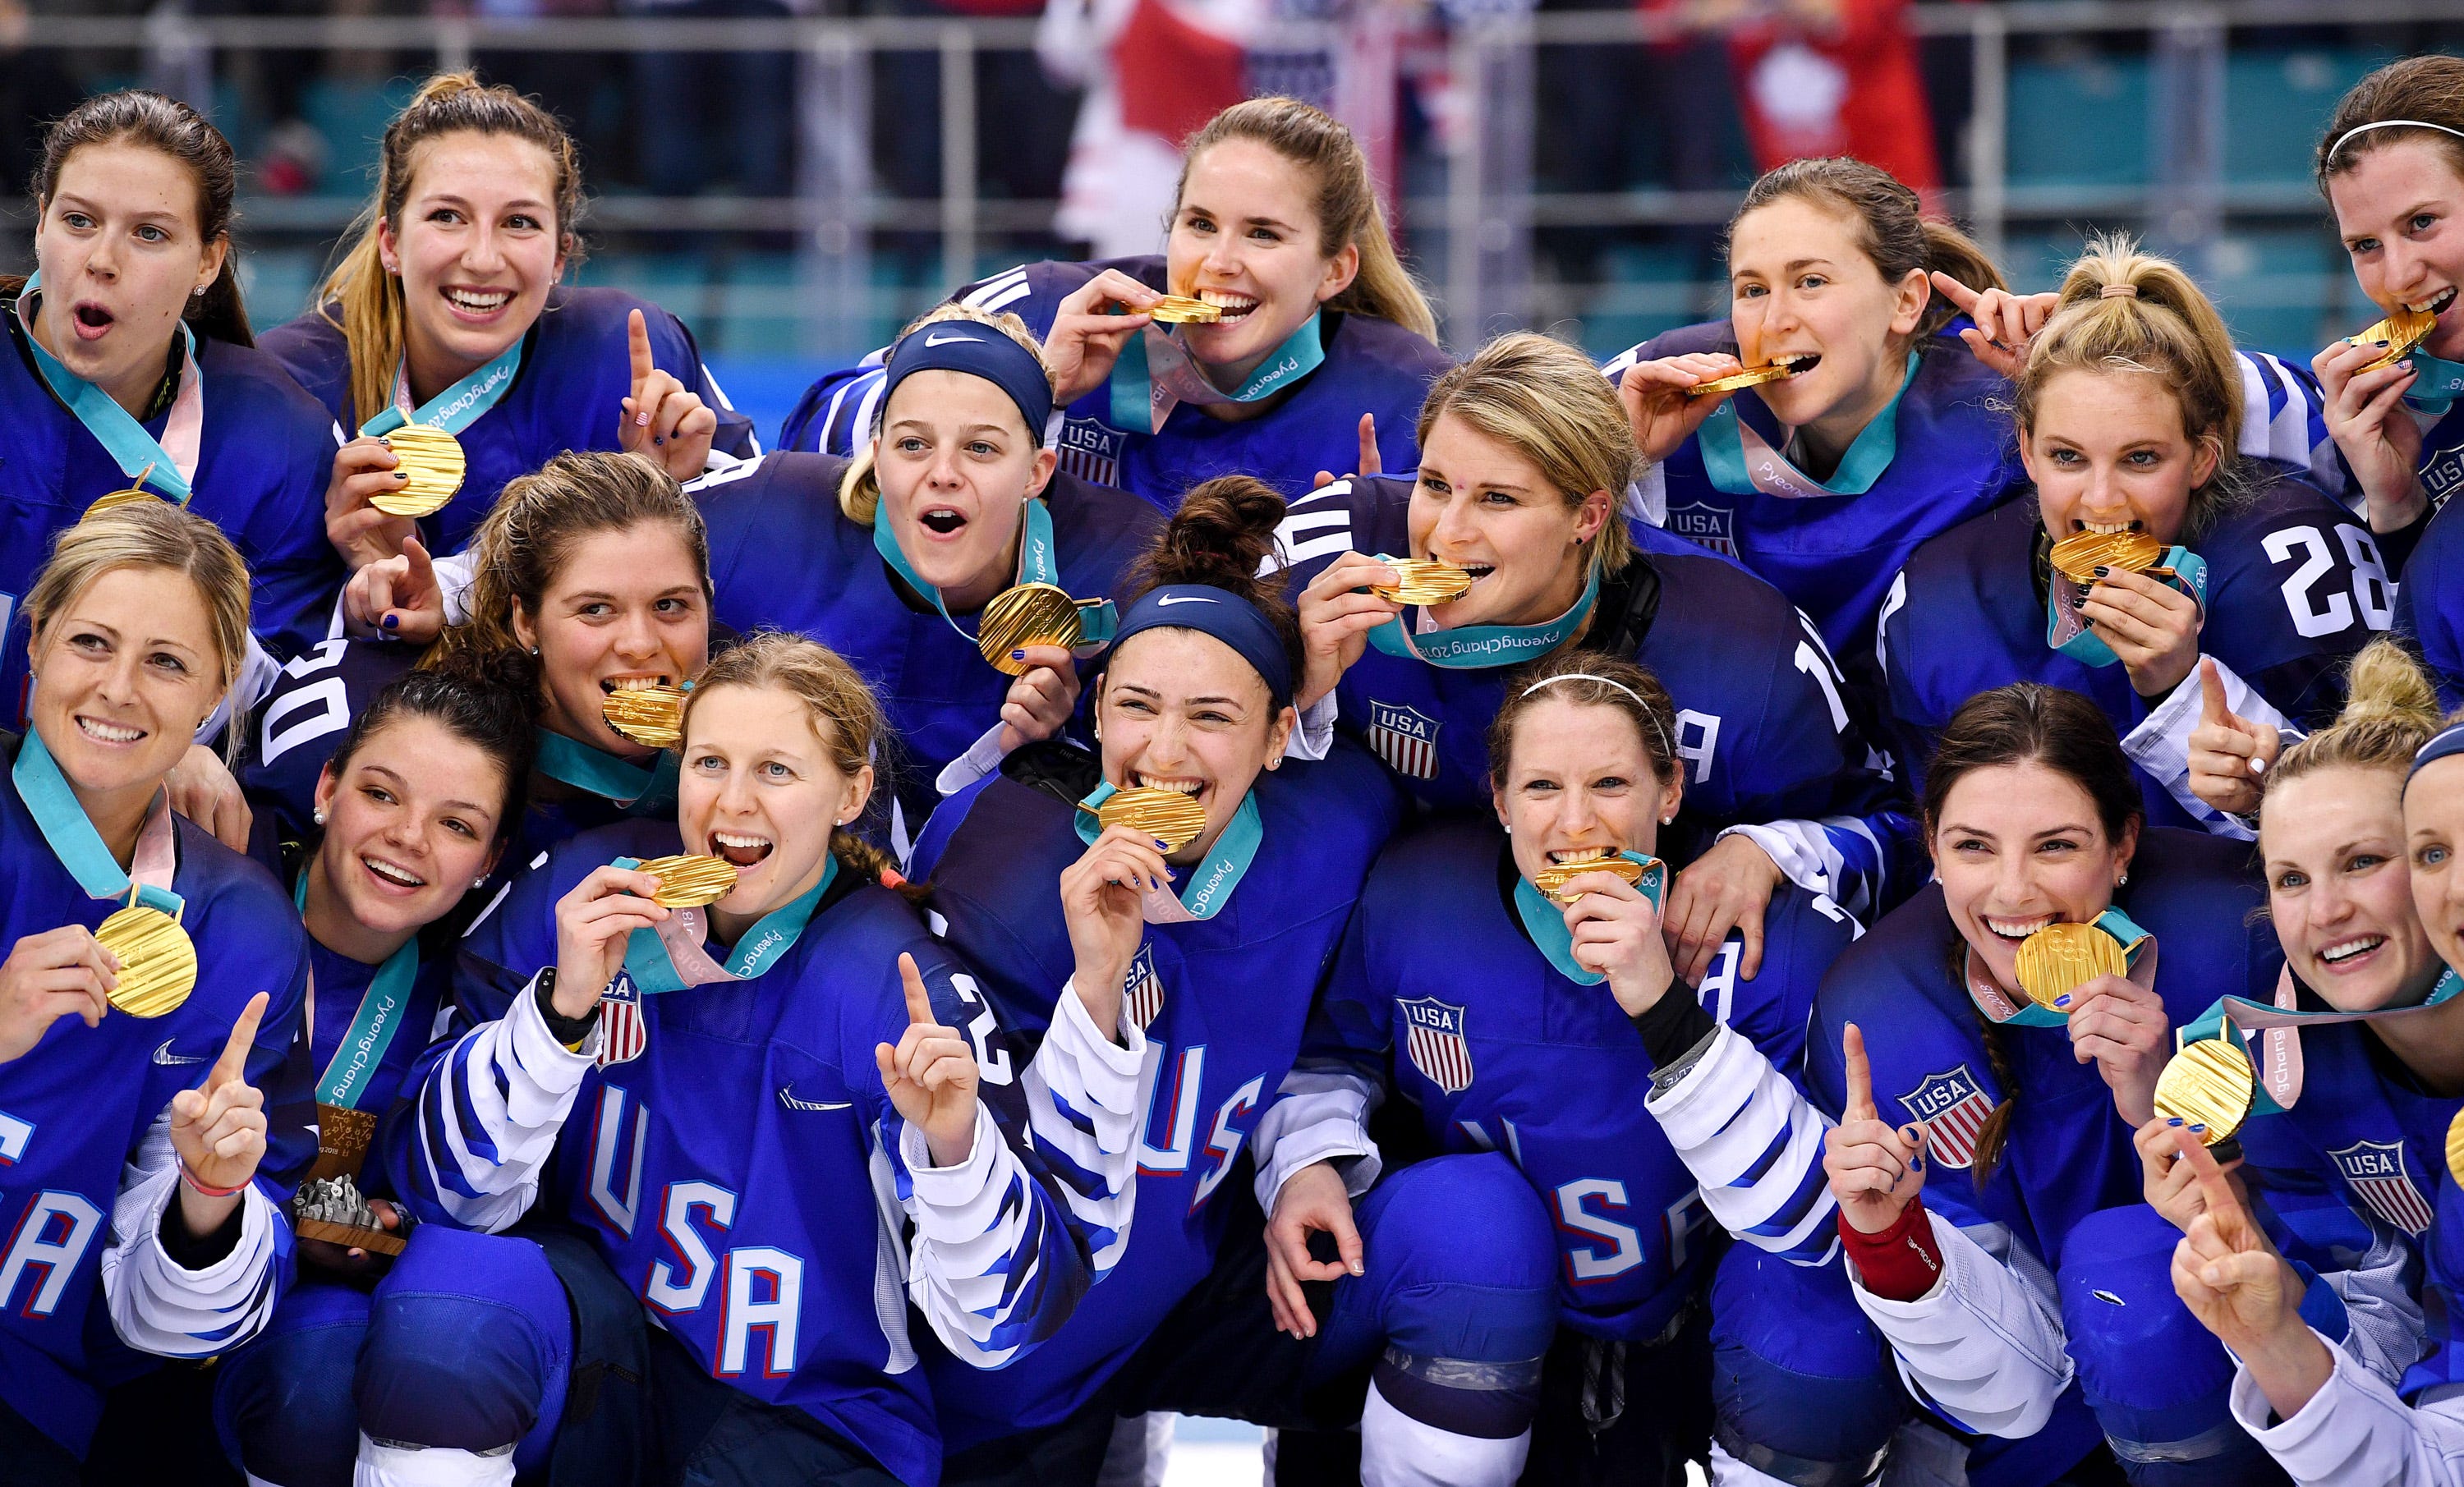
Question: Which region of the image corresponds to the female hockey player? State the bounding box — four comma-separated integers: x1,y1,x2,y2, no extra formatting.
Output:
352,632,1139,1486
782,96,1452,512
1881,236,2386,835
908,477,1561,1487
212,668,534,1486
0,504,314,1480
261,72,754,568
689,304,1159,851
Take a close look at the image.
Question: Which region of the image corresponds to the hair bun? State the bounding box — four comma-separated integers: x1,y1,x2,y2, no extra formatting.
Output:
1151,476,1288,594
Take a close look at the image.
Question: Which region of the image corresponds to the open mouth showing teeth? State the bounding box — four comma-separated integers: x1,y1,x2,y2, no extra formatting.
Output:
1983,914,2058,942
2408,288,2458,318
710,830,773,867
445,287,514,314
1769,352,1820,374
1132,772,1206,801
600,674,673,696
1459,562,1496,583
919,507,966,535
75,716,143,745
2077,520,2144,535
1547,848,1616,865
363,856,426,888
2319,935,2384,966
1198,291,1259,322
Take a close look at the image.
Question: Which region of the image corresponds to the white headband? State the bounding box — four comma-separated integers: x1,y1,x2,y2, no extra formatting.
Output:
1519,672,1676,763
2328,118,2464,161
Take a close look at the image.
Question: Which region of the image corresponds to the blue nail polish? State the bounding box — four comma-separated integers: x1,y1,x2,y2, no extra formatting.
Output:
1011,649,1026,660
2190,1123,2207,1133
2053,994,2071,1008
1154,838,1170,851
2167,1117,2184,1127
2092,565,2111,577
653,434,664,446
1910,1155,1924,1172
381,613,398,631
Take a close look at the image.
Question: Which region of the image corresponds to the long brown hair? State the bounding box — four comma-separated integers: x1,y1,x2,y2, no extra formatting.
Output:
1487,649,1678,789
11,90,250,347
1727,157,2005,351
1175,98,1438,343
314,73,586,429
1921,684,2145,1183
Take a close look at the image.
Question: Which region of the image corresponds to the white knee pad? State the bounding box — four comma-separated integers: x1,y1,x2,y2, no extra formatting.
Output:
1359,1376,1531,1487
352,1437,515,1487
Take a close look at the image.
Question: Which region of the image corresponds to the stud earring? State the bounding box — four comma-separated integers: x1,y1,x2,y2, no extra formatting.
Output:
312,807,327,826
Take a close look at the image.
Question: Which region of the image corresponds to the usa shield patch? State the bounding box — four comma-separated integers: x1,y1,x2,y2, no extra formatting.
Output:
1900,1065,1996,1170
2331,1139,2435,1235
1665,500,1738,558
1366,700,1441,780
1398,997,1474,1094
1056,417,1124,488
596,972,648,1068
1122,944,1165,1031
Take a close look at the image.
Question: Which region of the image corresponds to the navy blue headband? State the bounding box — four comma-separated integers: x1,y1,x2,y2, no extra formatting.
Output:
880,321,1054,441
1101,585,1294,709
2411,721,2464,789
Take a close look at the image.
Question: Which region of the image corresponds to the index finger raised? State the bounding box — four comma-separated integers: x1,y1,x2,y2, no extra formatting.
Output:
210,990,270,1088
2197,657,2232,728
1928,270,1984,314
898,952,935,1026
2176,1126,2242,1215
627,308,655,389
1842,1022,1878,1121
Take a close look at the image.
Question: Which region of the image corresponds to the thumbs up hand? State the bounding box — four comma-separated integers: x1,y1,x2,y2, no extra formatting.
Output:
877,953,980,1167
2186,659,2280,819
618,309,719,480
1823,1023,1932,1235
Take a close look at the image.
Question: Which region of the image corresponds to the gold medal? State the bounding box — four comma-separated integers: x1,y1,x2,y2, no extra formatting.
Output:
2012,921,2130,1011
601,683,690,750
1147,295,1225,324
95,904,198,1018
634,853,740,909
2153,1033,2257,1149
977,584,1085,676
2048,530,2175,608
1685,357,1812,398
1372,559,1474,607
81,485,168,522
370,424,467,519
1088,787,1209,851
1530,851,1655,904
2446,1105,2464,1189
2350,305,2439,373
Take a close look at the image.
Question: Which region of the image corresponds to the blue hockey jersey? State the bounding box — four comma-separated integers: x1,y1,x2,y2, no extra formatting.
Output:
1310,819,1857,1341
0,291,342,719
1881,475,2392,830
905,737,1404,1445
259,287,757,558
688,451,1161,846
2397,495,2464,710
779,257,1452,511
0,740,314,1456
1271,474,1912,915
390,818,1110,1487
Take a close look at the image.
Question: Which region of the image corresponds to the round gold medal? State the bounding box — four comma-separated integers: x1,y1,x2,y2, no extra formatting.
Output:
1093,787,1209,851
2048,530,2166,587
2351,305,2438,372
977,585,1085,676
1148,295,1224,324
1372,559,1474,608
2446,1106,2464,1189
634,853,740,909
80,484,168,523
2153,1035,2257,1148
1685,359,1809,398
2012,921,2131,1010
602,684,690,751
96,904,198,1018
1531,851,1651,904
371,424,467,519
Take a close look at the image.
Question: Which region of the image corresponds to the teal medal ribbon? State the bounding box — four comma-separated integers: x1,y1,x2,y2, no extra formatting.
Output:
1108,314,1326,435
2045,544,2212,668
534,728,678,814
1966,908,2155,1029
614,851,832,994
1368,566,1598,670
12,726,183,916
361,339,524,439
2399,350,2464,419
293,872,419,1108
19,269,202,504
2177,962,2464,1113
1074,781,1261,924
1512,851,1668,987
1699,351,1917,501
873,495,1119,654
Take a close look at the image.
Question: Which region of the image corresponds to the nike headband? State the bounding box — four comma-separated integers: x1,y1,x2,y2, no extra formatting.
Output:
2410,719,2464,791
1101,584,1294,709
880,320,1055,442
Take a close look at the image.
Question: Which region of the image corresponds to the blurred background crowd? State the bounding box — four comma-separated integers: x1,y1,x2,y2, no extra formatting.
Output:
4,0,2459,436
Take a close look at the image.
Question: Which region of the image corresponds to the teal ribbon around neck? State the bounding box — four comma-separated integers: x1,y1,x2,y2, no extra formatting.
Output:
614,851,833,994
19,269,197,503
1074,780,1262,921
1368,566,1597,671
1982,908,2154,1028
293,870,419,1108
1512,852,1668,986
2179,966,2464,1069
12,727,183,916
873,496,1119,654
1699,351,1918,499
534,728,678,814
2046,546,2211,668
2400,350,2464,418
1108,314,1326,434
361,339,525,439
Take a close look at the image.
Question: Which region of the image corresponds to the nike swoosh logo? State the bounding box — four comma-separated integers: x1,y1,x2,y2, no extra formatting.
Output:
777,1086,853,1113
153,1039,205,1066
922,331,977,347
1155,594,1216,607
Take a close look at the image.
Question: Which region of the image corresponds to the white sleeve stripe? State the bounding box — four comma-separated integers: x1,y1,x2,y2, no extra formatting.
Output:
1854,1214,2071,1439
102,1130,283,1356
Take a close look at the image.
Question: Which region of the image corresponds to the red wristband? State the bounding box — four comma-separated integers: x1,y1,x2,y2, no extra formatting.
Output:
1839,1195,1945,1303
178,1162,247,1200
